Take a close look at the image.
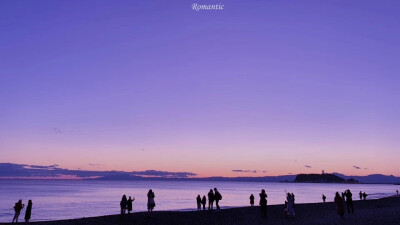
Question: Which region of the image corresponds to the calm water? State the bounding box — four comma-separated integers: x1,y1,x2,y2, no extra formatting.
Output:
0,180,397,222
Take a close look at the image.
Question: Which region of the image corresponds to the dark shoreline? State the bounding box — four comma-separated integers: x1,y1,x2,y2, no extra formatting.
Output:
2,195,400,225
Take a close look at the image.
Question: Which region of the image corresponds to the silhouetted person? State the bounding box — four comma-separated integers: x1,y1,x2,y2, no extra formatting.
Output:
359,191,362,200
120,195,127,215
24,200,32,223
127,196,135,214
208,189,215,210
259,189,267,218
201,195,206,211
345,190,354,214
250,194,254,206
214,188,222,211
196,195,201,211
341,192,345,201
362,192,368,200
397,190,399,195
12,199,24,223
334,192,344,218
147,189,156,215
322,194,326,203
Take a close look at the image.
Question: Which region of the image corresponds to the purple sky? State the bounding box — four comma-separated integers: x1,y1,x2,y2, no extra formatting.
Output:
0,0,399,177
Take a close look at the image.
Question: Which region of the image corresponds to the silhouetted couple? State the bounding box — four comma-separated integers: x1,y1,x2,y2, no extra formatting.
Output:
334,192,345,218
120,194,135,215
12,199,32,223
259,189,267,218
285,193,295,217
196,195,207,211
207,188,222,211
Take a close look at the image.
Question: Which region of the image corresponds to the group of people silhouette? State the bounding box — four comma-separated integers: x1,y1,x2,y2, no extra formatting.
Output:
196,188,223,211
11,199,32,223
119,189,156,217
333,189,355,218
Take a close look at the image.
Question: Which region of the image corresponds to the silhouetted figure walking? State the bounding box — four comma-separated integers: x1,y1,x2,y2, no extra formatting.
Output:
322,194,326,203
127,196,135,214
201,195,206,211
147,189,156,215
259,189,267,218
214,188,222,211
250,194,254,206
24,200,32,223
345,190,354,214
208,189,215,211
362,192,368,200
334,192,344,218
12,199,24,223
120,195,127,215
359,191,362,200
196,195,201,211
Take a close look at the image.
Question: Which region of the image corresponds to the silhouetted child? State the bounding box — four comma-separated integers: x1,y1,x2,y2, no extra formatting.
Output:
120,195,127,215
214,188,222,211
24,200,32,223
345,190,354,214
127,196,135,214
250,194,254,206
208,189,215,211
322,194,326,203
362,192,368,200
359,191,362,200
259,189,267,218
201,195,206,211
196,195,201,211
12,199,24,223
334,192,344,218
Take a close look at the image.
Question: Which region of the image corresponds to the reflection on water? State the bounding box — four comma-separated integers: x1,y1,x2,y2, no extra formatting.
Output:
0,180,396,222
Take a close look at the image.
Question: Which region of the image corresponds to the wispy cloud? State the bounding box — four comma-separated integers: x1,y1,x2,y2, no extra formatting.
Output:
304,165,312,168
232,169,263,174
0,163,196,179
353,166,361,169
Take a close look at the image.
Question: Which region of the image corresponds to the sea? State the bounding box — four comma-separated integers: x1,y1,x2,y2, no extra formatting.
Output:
0,180,397,222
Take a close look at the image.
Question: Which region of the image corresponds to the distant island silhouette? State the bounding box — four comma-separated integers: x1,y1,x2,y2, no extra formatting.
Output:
294,173,359,183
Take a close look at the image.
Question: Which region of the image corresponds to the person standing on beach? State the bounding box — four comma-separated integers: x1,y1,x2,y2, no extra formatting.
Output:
24,200,32,223
127,196,135,214
208,189,215,211
362,192,368,200
250,194,254,206
259,189,267,218
120,195,128,215
345,190,354,214
397,190,399,195
214,188,222,211
334,192,345,218
196,195,202,211
286,193,295,217
147,189,156,214
322,194,326,203
201,195,207,211
359,191,362,200
12,199,24,223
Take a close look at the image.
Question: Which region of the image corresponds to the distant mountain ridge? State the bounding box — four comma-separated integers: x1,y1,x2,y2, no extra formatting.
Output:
333,173,400,184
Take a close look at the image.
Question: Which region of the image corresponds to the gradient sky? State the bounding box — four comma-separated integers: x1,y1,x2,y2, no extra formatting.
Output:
1,0,399,177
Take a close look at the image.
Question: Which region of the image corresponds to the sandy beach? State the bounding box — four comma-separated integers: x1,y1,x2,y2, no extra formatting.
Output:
3,195,400,225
